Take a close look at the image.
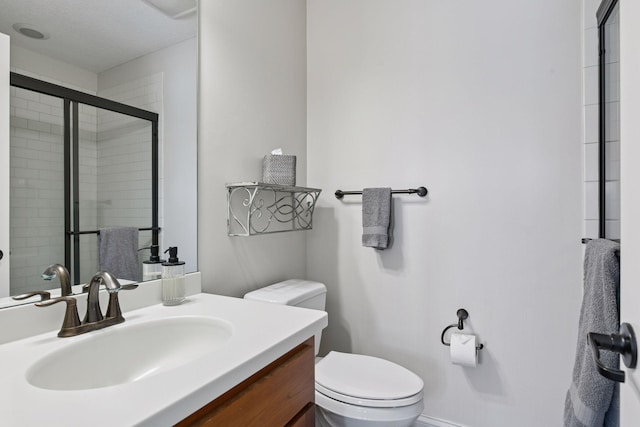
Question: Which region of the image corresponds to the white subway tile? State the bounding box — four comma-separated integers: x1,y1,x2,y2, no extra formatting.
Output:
39,95,63,108
585,181,599,220
14,107,40,121
39,113,63,125
28,120,51,133
11,97,28,109
584,104,598,143
604,180,620,220
14,168,39,180
584,27,598,68
14,127,40,140
12,147,39,160
605,102,619,142
584,66,599,106
14,88,39,102
28,101,51,115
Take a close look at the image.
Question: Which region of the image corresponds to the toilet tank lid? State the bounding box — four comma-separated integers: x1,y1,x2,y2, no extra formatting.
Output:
244,279,327,306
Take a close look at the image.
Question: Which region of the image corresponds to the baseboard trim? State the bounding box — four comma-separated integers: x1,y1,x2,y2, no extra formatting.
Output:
414,414,467,427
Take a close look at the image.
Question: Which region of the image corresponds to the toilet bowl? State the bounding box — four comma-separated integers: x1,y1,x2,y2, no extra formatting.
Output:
315,351,424,427
244,280,425,427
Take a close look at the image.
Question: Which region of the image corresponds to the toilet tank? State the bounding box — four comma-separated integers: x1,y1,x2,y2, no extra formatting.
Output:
244,279,326,354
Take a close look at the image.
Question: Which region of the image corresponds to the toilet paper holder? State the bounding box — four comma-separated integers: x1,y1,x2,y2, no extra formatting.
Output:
440,308,484,350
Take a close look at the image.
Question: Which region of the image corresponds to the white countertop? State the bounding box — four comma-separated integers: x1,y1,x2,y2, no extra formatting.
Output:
0,293,327,426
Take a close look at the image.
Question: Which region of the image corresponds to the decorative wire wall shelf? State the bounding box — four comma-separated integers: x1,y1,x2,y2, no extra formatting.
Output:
227,182,322,236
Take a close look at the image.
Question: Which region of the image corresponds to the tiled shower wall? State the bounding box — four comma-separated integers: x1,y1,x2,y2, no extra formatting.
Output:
77,104,99,282
583,0,620,240
9,68,98,294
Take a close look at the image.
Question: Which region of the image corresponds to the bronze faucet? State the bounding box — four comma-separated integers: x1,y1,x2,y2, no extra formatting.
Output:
42,264,73,297
13,290,51,302
36,271,138,338
12,263,72,303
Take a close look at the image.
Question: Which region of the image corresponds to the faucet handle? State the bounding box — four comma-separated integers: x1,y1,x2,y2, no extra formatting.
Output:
104,284,137,322
81,281,131,294
13,290,51,302
36,296,82,338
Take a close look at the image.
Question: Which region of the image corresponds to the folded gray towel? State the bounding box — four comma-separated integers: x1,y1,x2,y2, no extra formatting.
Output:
362,188,392,250
564,238,620,427
98,227,141,282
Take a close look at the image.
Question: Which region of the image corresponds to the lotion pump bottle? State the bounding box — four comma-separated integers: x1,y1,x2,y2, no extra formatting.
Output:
142,245,165,281
161,246,185,306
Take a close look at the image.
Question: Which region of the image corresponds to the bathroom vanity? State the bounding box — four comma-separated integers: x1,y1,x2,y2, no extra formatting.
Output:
0,274,327,426
178,338,315,426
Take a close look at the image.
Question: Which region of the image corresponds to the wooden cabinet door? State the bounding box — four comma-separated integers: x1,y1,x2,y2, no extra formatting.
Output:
177,338,315,427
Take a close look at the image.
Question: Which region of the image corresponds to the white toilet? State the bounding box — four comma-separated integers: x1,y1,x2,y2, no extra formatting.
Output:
244,279,424,427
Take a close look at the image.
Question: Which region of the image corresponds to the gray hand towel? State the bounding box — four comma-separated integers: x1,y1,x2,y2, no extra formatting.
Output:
98,227,141,282
564,239,620,427
362,188,392,250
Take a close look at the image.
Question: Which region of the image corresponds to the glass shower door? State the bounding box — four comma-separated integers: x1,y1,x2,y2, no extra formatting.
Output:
9,72,159,291
9,88,66,296
74,104,153,284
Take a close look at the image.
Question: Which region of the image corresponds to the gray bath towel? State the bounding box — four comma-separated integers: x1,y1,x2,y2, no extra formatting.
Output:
98,227,141,282
564,239,620,427
362,188,392,250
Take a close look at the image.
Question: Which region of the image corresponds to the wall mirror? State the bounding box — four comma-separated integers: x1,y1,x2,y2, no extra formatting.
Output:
0,0,198,307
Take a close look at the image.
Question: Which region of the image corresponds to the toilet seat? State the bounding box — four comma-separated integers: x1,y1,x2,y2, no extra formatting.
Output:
316,383,423,408
315,351,424,408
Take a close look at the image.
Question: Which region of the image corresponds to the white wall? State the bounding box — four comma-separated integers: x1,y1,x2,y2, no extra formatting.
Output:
99,38,197,273
10,45,97,93
198,0,308,296
306,1,583,426
619,0,640,422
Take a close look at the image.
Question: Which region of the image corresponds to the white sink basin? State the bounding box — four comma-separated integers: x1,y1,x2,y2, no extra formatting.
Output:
0,293,327,426
26,316,233,391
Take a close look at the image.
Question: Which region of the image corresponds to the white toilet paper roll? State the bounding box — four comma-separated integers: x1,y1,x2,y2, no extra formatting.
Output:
450,333,478,367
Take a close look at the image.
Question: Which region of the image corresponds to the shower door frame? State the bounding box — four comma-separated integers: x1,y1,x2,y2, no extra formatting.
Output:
9,72,159,285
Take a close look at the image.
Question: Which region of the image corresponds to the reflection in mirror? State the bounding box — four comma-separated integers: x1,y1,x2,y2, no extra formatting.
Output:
600,2,620,240
75,105,154,283
1,0,198,306
10,88,65,295
10,76,159,293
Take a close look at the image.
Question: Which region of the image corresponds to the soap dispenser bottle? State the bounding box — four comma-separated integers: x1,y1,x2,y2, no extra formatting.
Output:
161,246,186,306
142,245,165,281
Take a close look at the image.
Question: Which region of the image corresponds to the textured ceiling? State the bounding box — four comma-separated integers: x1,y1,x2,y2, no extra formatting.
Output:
0,0,197,73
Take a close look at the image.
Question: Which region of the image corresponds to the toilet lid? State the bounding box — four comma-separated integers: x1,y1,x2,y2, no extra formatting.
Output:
315,352,424,407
